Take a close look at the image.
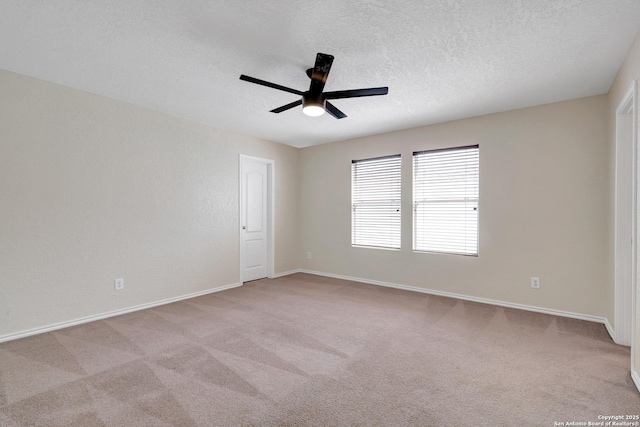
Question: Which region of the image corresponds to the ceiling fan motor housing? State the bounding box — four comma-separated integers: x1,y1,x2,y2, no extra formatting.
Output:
302,92,326,116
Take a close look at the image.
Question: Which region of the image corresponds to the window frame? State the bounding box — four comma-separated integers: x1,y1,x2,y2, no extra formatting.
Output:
412,145,479,256
351,154,402,250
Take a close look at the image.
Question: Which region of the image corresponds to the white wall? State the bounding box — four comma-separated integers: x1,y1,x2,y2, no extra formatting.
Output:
0,69,299,339
299,95,609,317
607,29,640,385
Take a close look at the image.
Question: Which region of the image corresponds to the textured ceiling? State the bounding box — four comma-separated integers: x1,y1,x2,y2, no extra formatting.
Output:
1,1,639,148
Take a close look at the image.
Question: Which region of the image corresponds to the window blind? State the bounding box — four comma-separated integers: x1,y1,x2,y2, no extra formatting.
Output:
352,154,402,249
413,145,479,255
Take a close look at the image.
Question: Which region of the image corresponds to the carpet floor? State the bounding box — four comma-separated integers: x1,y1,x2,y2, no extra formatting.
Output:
0,273,638,426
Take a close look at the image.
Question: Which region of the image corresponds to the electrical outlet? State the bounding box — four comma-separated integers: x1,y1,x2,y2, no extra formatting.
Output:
531,277,540,289
307,251,312,259
114,278,124,291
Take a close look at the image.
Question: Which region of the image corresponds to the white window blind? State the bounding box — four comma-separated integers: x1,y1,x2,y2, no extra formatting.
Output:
352,154,401,249
413,145,479,255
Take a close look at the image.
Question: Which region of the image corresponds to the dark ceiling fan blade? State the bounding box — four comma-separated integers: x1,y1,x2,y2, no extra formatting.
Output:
270,99,302,113
308,53,334,95
324,87,389,99
239,75,304,96
325,101,347,119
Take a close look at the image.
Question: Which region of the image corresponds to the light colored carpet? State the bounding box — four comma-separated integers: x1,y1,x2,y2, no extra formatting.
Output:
0,273,638,426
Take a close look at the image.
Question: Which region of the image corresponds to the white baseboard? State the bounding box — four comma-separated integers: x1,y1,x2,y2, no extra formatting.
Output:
271,269,302,278
296,269,610,326
603,318,615,342
0,282,242,344
632,370,640,393
2,269,619,348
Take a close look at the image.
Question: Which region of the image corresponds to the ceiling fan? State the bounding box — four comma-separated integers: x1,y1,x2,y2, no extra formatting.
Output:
239,53,388,119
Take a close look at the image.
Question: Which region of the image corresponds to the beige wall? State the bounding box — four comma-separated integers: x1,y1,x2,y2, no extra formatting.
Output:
2,33,638,377
0,69,299,338
299,95,609,317
608,30,640,382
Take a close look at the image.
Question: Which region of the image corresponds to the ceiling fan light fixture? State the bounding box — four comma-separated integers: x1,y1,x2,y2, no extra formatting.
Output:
302,93,325,116
302,104,325,116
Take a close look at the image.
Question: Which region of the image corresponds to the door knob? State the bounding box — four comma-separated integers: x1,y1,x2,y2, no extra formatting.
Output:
242,226,246,230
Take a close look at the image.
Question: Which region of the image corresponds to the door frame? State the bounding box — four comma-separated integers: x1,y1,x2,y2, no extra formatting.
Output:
239,154,275,283
615,80,637,347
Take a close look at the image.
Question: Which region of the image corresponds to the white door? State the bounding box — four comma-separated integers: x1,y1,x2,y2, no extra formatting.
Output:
615,82,636,346
240,156,272,282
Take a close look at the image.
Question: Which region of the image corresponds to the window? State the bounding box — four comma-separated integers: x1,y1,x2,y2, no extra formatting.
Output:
351,154,402,249
413,145,479,255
